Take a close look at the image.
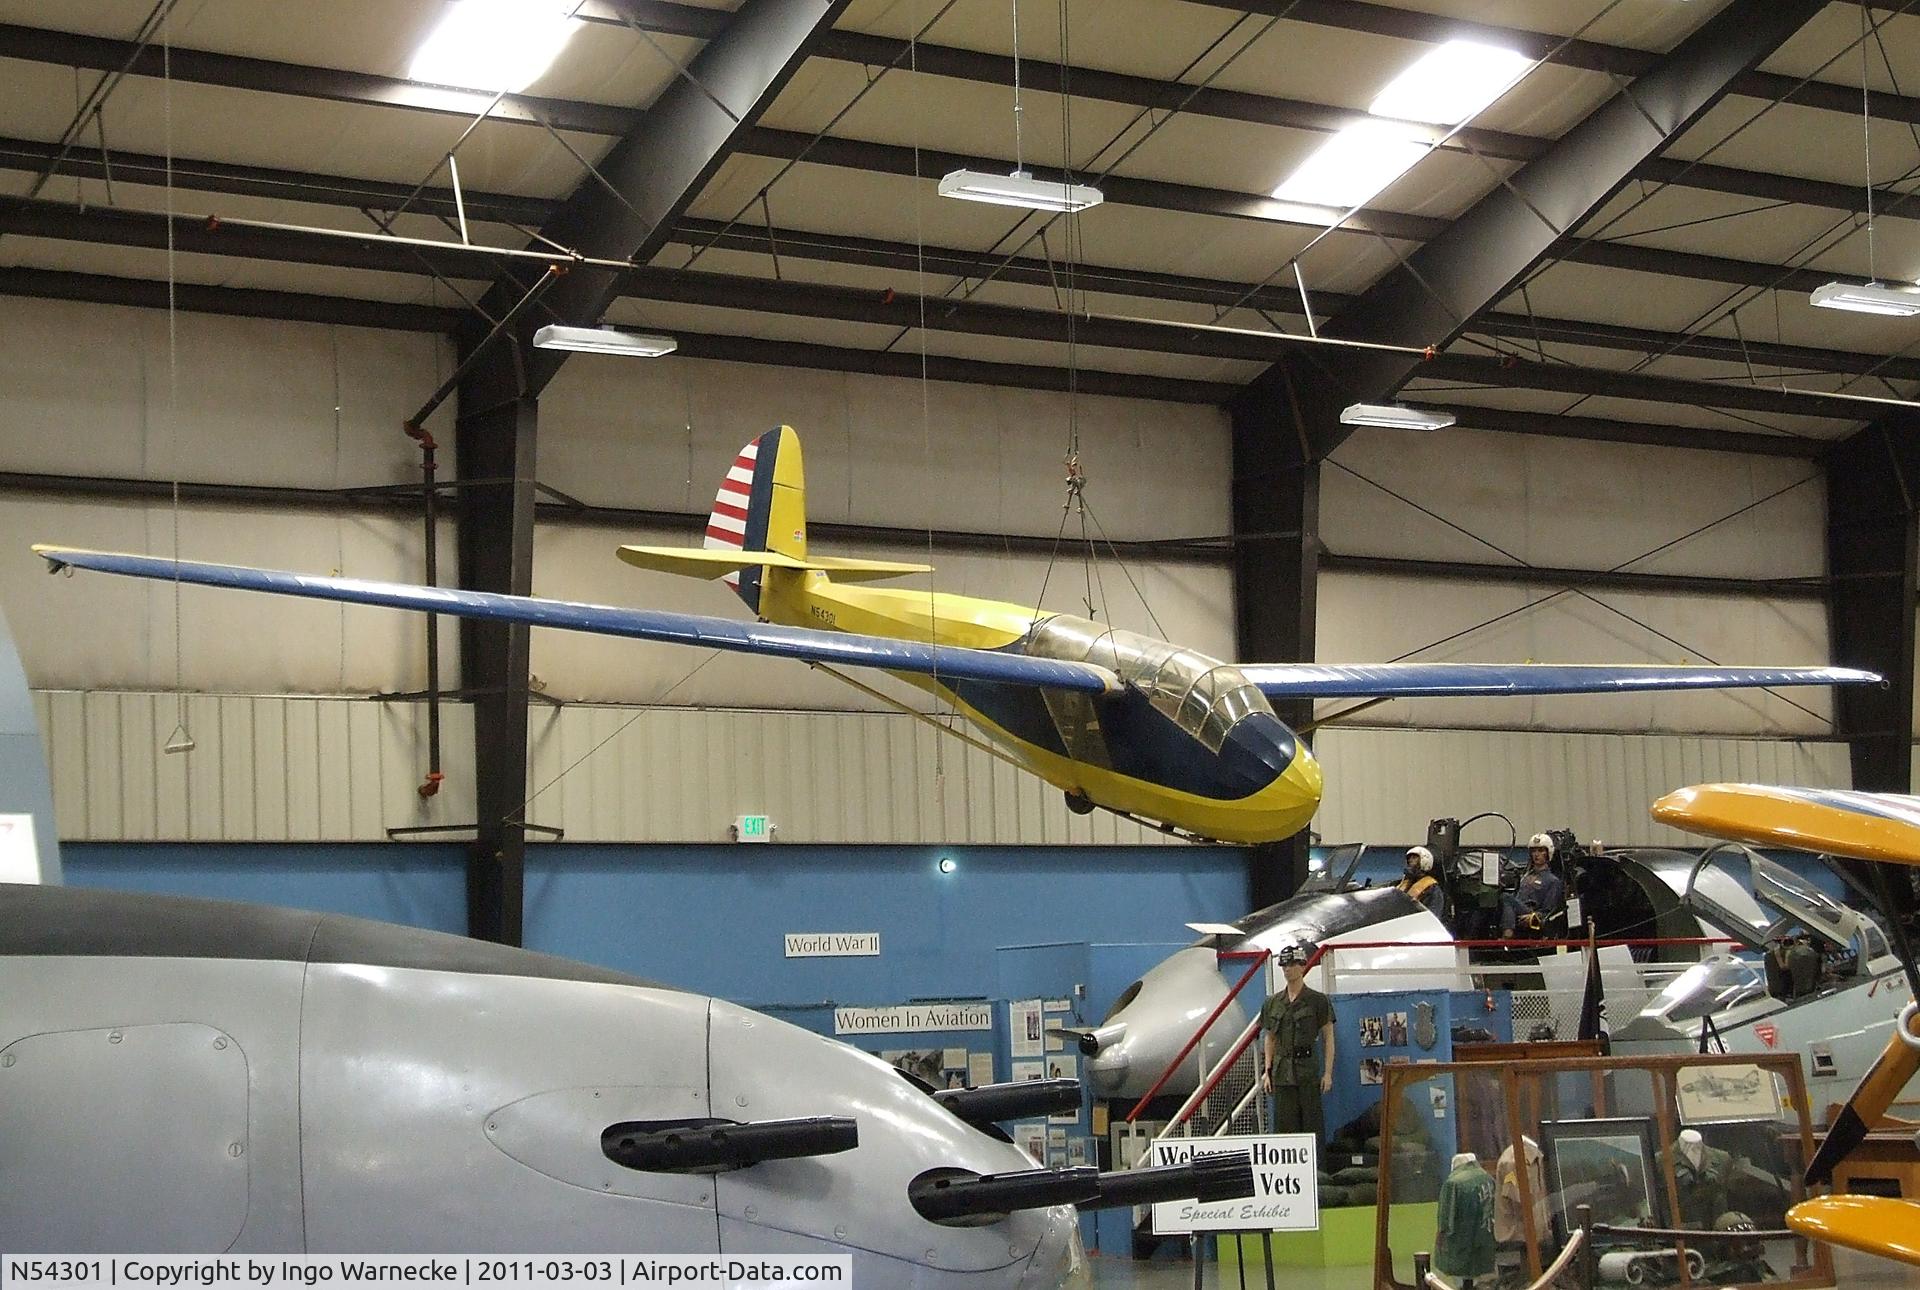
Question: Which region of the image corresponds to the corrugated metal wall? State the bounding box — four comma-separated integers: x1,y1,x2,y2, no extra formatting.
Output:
1312,726,1849,846
38,691,1850,847
33,691,476,843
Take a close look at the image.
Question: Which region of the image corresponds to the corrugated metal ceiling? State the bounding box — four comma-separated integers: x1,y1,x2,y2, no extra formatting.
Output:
0,0,1915,446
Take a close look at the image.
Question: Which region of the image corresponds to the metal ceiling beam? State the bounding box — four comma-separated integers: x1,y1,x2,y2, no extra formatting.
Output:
666,329,1237,402
1400,401,1823,459
449,0,849,949
3,21,1909,220
0,134,554,225
738,128,1447,240
1420,351,1870,421
1259,0,1829,455
1557,237,1835,294
0,130,1889,304
3,195,1887,423
10,190,1899,388
1826,419,1920,843
1466,312,1920,386
626,265,1282,360
670,217,1318,312
0,264,463,332
1189,0,1920,128
1320,552,1827,600
469,1,851,401
0,23,641,135
0,259,1233,404
670,217,1920,385
0,195,503,280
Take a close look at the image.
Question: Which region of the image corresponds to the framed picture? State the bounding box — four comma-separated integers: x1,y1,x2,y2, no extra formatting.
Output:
1541,1117,1667,1242
1675,1063,1782,1123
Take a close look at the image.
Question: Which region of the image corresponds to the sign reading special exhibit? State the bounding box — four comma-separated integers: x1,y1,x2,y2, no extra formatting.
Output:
784,932,881,957
833,1003,995,1035
1148,1134,1319,1233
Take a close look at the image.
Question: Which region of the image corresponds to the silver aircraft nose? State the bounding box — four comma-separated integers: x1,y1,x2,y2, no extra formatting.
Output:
1084,947,1247,1101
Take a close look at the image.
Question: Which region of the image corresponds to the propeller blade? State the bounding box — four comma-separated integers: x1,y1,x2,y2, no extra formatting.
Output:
1806,1009,1920,1187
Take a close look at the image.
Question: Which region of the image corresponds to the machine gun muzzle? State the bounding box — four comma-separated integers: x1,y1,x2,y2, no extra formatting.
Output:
909,1151,1255,1227
602,1116,858,1174
932,1078,1082,1127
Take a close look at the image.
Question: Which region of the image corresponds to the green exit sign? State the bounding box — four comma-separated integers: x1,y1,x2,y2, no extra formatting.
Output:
735,814,771,843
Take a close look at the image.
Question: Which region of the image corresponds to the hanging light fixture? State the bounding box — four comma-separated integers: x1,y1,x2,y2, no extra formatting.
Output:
1812,5,1917,317
941,0,1103,213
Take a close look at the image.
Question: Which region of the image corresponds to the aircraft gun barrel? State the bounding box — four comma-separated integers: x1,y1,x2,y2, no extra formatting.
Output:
907,1151,1257,1226
909,1166,1102,1226
1084,1152,1256,1210
602,1116,858,1174
931,1078,1082,1126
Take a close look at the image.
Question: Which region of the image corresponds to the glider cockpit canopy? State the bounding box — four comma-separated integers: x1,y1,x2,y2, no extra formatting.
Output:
1023,616,1270,753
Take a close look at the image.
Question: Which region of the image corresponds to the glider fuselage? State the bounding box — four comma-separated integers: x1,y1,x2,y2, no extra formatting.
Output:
757,570,1323,843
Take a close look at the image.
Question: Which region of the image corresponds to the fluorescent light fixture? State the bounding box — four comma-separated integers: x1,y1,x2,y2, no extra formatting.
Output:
1339,402,1457,431
532,324,677,356
939,168,1104,213
409,0,581,93
1369,39,1533,126
1186,922,1245,937
1272,120,1428,209
1809,280,1920,317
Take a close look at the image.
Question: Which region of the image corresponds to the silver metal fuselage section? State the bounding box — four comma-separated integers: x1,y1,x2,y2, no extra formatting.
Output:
0,885,1085,1286
1084,886,1458,1099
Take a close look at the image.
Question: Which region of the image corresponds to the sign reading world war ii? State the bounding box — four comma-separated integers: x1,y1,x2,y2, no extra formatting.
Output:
1148,1134,1319,1233
784,932,881,957
833,1003,995,1035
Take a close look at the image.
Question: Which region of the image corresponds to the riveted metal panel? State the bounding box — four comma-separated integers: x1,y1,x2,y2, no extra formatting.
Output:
0,1022,249,1251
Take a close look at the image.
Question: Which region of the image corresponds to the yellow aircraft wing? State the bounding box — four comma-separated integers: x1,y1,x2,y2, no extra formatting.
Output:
1650,783,1920,867
1790,1196,1920,1267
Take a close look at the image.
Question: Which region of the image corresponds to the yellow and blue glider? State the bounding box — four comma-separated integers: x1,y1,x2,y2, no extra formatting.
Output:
28,425,1882,846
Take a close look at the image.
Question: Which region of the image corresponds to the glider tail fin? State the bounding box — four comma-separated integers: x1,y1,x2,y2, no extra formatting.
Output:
703,425,806,613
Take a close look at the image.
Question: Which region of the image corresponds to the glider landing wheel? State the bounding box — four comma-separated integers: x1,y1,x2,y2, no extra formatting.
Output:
1064,790,1095,816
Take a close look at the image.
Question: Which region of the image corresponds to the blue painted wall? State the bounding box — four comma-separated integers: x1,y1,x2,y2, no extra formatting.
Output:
63,842,1249,1010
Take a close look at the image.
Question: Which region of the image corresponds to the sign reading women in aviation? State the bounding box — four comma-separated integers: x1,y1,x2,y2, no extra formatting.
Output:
1147,1135,1319,1233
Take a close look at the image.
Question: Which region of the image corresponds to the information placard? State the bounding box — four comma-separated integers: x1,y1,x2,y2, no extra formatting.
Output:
1148,1134,1319,1233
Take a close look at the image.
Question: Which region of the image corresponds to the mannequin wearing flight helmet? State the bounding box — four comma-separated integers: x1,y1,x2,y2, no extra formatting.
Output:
1510,834,1566,941
1397,847,1448,921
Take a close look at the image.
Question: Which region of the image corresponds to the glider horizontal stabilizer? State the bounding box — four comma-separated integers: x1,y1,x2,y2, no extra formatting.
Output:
1242,662,1880,700
32,547,1115,695
616,545,933,582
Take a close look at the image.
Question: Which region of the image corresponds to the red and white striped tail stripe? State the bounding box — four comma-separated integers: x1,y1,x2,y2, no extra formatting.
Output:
705,441,759,587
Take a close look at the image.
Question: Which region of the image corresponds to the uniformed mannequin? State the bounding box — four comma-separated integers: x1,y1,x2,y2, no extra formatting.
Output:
1259,945,1335,1144
1672,1128,1734,1229
1495,1136,1548,1246
1397,846,1448,920
1436,1151,1496,1288
1510,834,1566,940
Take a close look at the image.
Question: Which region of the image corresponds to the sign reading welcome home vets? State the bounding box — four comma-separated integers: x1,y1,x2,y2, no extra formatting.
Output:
1148,1134,1319,1233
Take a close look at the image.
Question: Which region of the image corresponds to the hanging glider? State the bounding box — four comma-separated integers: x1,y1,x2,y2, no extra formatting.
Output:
1653,783,1920,1269
36,426,1879,844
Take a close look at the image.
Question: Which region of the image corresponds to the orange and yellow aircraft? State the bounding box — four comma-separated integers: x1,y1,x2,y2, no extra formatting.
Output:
1654,783,1920,1268
35,427,1879,844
